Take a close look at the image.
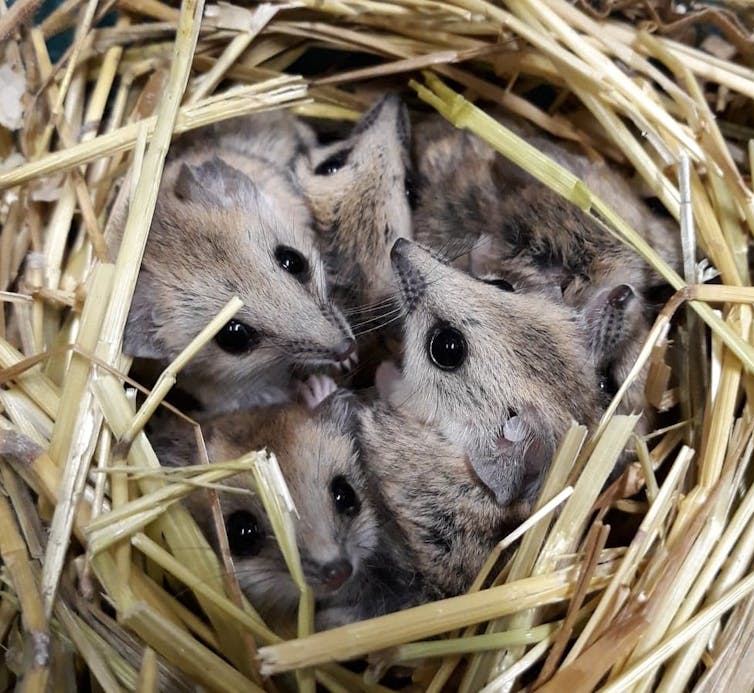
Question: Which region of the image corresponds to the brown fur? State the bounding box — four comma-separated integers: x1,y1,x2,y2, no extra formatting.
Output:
411,114,501,270
383,239,601,505
295,94,414,312
412,114,664,425
208,110,317,169
412,111,681,273
469,187,653,425
112,137,354,415
359,401,528,598
150,401,377,630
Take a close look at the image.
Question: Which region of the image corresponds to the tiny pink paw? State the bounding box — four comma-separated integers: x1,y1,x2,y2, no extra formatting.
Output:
297,374,339,410
375,361,402,401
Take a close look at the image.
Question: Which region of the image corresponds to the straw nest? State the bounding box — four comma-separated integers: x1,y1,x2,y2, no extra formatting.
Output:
1,0,754,690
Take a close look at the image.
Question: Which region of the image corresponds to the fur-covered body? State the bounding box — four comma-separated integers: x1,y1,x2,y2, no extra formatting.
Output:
412,114,665,423
381,239,600,506
358,401,526,598
114,113,354,415
412,113,680,276
151,401,378,631
295,94,415,313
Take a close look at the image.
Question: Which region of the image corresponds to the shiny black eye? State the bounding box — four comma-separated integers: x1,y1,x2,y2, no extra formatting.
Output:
598,370,619,397
226,511,263,557
314,148,350,176
404,172,418,209
331,475,360,516
484,278,515,292
215,319,260,354
274,245,310,281
427,324,467,371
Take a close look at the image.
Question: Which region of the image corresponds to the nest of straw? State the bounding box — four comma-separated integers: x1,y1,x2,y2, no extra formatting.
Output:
1,0,754,690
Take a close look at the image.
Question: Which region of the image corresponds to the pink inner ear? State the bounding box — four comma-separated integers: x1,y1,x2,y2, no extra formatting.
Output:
503,416,528,442
495,416,550,478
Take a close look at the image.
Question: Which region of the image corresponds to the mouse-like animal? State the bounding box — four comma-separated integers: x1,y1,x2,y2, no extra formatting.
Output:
359,398,527,598
378,238,602,506
150,395,378,631
412,112,680,278
413,114,662,421
208,109,318,170
302,377,530,601
112,134,356,415
468,186,653,421
294,94,415,315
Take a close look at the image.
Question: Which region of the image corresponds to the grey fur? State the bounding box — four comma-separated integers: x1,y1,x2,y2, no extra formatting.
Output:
295,94,414,313
113,134,354,415
358,400,527,598
412,113,669,427
383,239,601,506
150,401,378,632
412,112,681,275
201,109,318,170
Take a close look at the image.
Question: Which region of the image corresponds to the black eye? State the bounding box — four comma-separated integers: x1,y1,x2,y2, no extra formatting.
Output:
427,323,467,371
484,278,515,292
274,245,310,281
598,370,619,397
226,511,263,557
314,148,350,175
404,172,418,209
331,475,361,516
215,319,260,354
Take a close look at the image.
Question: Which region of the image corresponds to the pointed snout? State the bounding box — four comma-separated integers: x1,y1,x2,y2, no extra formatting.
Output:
335,338,356,361
390,238,427,313
352,94,410,149
390,236,411,262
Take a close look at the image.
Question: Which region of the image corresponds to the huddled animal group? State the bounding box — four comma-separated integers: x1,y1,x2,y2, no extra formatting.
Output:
113,94,681,631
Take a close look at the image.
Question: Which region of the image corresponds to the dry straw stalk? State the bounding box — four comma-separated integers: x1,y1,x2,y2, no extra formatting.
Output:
1,0,753,690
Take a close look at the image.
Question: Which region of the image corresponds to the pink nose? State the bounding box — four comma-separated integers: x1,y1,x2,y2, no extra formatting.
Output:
321,559,353,591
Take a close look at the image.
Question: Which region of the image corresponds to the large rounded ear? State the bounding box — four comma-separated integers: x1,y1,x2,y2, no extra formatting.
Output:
173,157,257,208
470,413,554,506
468,450,524,507
123,269,167,360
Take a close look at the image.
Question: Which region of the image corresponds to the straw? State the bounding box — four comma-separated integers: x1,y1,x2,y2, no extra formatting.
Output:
2,0,754,689
258,559,617,674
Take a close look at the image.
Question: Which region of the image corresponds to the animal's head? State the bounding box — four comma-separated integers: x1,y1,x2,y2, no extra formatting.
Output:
159,400,376,625
124,153,355,407
296,94,415,309
384,238,599,504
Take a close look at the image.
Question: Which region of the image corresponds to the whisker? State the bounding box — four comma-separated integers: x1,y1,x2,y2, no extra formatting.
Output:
353,311,406,338
350,307,405,334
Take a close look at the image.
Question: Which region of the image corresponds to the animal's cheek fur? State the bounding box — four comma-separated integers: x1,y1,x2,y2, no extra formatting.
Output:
237,564,300,616
349,506,379,562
